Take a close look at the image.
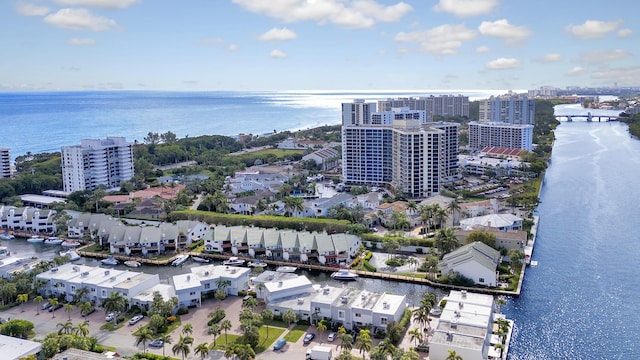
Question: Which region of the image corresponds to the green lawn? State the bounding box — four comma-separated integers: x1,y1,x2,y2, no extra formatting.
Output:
209,334,241,350
255,325,286,353
286,324,309,343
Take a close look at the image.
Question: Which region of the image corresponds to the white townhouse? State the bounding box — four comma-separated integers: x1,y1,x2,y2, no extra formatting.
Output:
330,287,406,332
439,242,502,287
172,265,251,308
310,285,346,324
264,276,313,304
0,206,56,233
252,271,300,300
131,284,177,311
112,273,161,303
301,147,339,171
430,290,497,360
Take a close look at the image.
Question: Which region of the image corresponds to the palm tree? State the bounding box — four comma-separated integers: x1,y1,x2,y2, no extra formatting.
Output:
48,297,59,318
446,349,463,360
195,342,209,360
406,257,418,274
220,319,232,344
435,227,459,255
283,196,304,216
241,296,258,310
408,328,423,347
378,339,397,359
355,329,372,359
73,286,90,304
57,321,73,335
64,303,74,321
339,333,353,352
17,293,28,312
74,321,90,337
446,200,461,226
316,320,327,344
208,323,221,346
135,327,154,352
434,207,448,229
79,301,93,318
282,309,297,336
182,323,193,336
232,343,256,360
412,306,430,334
172,335,193,360
34,295,43,315
159,334,172,357
101,291,126,325
261,309,274,337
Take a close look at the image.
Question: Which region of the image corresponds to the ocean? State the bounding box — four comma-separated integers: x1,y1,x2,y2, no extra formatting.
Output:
1,90,506,161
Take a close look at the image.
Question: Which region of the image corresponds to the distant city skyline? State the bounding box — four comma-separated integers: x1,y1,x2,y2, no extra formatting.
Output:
2,0,639,91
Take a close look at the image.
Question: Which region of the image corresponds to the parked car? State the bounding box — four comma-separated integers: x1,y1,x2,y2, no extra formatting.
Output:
105,312,118,322
327,332,337,342
129,314,144,325
303,333,316,344
415,343,429,353
41,302,52,311
273,338,287,351
48,303,63,312
149,339,164,348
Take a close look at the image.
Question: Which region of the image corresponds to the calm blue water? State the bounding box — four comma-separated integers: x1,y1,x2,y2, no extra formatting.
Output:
0,90,505,161
503,106,640,359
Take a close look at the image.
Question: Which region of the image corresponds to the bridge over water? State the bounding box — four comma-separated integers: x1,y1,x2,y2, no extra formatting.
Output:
555,113,619,122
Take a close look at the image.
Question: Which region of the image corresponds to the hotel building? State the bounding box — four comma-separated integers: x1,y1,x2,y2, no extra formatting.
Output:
61,137,134,192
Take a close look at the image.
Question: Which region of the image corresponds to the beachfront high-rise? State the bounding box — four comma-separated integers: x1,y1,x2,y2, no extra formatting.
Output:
341,100,459,198
0,148,10,178
468,122,534,151
478,94,535,125
378,95,469,121
61,137,135,193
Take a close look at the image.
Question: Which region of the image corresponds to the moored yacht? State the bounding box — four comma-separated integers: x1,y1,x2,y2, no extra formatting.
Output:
44,237,64,245
101,256,119,266
61,239,81,248
0,232,15,240
222,256,245,266
60,250,81,261
276,266,297,273
124,260,141,268
171,254,189,266
330,270,358,281
191,256,210,263
248,260,268,268
27,235,45,243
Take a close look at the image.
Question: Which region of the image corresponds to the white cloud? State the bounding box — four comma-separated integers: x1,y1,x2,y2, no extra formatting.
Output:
15,2,50,16
227,44,239,52
270,49,288,59
54,0,139,9
540,53,563,62
258,28,297,41
67,38,96,45
592,66,640,84
565,20,623,39
485,57,520,70
43,8,118,31
617,29,632,38
433,0,498,17
394,24,476,55
478,19,531,45
232,0,412,29
566,66,586,76
476,46,490,53
579,49,631,64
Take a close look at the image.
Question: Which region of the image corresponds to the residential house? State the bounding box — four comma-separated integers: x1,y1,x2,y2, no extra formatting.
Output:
439,242,501,287
460,213,523,231
302,147,339,171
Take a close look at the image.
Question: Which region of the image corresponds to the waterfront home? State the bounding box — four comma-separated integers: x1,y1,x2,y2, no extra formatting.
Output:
329,287,406,332
455,225,527,252
429,290,496,360
264,276,313,304
225,170,291,194
0,256,40,278
251,270,299,299
458,198,500,218
228,189,274,215
203,225,361,267
0,205,57,233
460,213,523,232
438,242,501,287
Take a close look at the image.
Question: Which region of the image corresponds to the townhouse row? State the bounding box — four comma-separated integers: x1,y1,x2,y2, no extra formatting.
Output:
0,205,57,233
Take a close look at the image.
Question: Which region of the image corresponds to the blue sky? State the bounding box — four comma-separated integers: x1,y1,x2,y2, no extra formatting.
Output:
2,0,638,91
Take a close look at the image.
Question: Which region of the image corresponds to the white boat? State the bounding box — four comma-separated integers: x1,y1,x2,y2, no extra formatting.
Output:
248,260,268,268
191,256,210,263
276,266,297,273
44,237,64,245
222,256,245,266
124,260,141,268
0,232,15,240
101,256,119,266
60,250,81,261
171,254,189,266
61,240,81,248
27,235,45,243
330,270,358,281
0,246,11,258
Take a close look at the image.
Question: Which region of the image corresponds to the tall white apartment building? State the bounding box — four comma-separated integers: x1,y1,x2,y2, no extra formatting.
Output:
342,99,376,125
62,137,135,193
478,94,535,125
378,95,469,121
468,122,533,151
0,148,10,178
342,101,459,198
